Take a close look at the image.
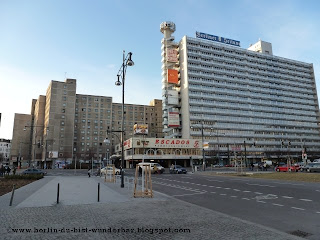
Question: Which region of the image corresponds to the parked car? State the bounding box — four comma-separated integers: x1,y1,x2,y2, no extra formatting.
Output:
169,165,187,174
275,165,300,172
312,159,320,163
293,162,305,168
212,164,223,168
301,163,320,173
100,166,121,175
22,168,46,176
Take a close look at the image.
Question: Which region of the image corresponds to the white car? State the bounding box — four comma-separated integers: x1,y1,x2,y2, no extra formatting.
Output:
101,166,121,175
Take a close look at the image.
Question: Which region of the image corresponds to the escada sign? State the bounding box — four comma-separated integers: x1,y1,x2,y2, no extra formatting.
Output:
125,138,202,149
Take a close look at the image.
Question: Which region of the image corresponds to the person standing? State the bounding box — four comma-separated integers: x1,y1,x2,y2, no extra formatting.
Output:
88,167,91,177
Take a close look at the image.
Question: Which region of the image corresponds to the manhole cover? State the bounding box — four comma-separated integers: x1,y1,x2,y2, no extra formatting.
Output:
288,230,312,238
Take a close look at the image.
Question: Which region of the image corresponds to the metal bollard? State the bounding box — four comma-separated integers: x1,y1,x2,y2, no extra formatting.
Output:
9,184,16,206
98,183,100,202
57,183,60,204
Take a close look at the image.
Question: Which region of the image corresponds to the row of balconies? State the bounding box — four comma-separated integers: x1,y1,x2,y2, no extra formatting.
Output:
188,85,315,105
189,100,317,118
188,88,315,108
188,63,313,89
186,39,312,72
188,71,313,96
189,106,317,123
189,115,317,128
188,93,316,111
188,80,314,102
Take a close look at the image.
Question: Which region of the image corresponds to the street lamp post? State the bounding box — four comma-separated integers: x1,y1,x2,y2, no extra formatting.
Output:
201,121,205,171
115,51,134,188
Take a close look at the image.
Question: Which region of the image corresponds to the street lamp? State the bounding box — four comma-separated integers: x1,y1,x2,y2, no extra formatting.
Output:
191,121,205,171
115,50,134,188
24,125,44,167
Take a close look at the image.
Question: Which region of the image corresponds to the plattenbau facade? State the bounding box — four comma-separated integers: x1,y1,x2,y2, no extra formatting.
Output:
160,21,320,164
10,79,163,168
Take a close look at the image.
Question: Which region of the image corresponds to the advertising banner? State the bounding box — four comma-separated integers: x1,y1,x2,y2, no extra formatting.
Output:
133,124,148,135
167,69,178,84
168,112,180,127
167,90,179,105
166,48,178,62
48,151,58,158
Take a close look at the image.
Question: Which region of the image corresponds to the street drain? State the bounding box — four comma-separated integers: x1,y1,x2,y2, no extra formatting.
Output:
288,230,312,238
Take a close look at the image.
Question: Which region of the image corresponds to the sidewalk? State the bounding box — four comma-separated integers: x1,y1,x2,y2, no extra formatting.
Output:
0,175,302,240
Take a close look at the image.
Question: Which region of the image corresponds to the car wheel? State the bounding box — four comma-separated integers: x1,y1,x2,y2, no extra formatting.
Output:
276,168,280,172
307,169,310,173
288,168,292,172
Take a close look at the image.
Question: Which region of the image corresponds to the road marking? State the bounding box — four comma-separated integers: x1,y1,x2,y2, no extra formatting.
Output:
220,193,227,196
257,201,267,203
181,177,193,179
316,190,320,192
272,203,284,207
299,199,312,202
206,179,224,182
172,192,206,197
242,198,250,200
224,188,231,190
233,189,240,191
282,196,293,199
243,190,251,193
254,192,263,194
254,194,278,201
291,207,305,211
316,212,320,214
211,192,216,194
216,187,222,189
208,186,215,188
246,183,275,188
201,184,208,187
273,182,304,186
230,196,238,198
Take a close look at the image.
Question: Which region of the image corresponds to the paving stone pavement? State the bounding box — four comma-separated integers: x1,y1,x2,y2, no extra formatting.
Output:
0,176,303,240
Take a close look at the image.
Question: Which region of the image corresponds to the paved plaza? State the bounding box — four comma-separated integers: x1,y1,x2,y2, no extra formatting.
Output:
0,175,303,240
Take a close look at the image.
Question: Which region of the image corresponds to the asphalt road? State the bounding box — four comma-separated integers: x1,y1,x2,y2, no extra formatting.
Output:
22,168,319,239
150,173,320,240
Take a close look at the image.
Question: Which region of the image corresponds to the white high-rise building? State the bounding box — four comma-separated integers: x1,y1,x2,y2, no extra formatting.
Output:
160,21,320,165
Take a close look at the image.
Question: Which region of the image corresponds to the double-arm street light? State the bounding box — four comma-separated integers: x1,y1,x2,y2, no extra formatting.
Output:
115,51,134,188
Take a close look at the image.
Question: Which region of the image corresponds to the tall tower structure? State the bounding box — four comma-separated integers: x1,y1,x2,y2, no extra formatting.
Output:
160,22,181,138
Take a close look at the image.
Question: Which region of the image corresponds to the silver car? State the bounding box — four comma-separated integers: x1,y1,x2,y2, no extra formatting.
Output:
301,163,320,173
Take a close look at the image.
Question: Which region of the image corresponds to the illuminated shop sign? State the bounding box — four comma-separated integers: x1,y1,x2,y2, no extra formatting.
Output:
196,31,240,47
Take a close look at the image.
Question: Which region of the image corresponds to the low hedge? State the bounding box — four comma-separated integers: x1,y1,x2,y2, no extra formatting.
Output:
4,174,44,180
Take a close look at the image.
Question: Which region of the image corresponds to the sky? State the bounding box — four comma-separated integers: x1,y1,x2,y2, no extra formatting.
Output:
1,0,320,139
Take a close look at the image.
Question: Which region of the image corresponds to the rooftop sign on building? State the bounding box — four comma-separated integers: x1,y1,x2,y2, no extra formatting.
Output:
196,31,240,47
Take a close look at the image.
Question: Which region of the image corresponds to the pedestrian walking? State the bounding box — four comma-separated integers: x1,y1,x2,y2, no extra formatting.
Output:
88,167,91,178
251,163,254,171
13,166,16,175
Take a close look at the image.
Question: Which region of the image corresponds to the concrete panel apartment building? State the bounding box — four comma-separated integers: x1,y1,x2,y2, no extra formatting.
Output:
160,21,320,165
10,79,163,169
